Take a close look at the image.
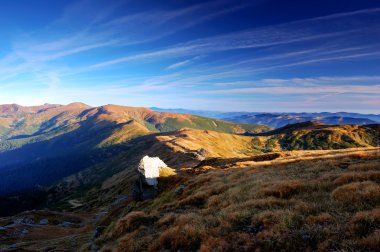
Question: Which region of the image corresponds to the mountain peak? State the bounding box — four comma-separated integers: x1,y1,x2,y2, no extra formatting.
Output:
66,102,91,109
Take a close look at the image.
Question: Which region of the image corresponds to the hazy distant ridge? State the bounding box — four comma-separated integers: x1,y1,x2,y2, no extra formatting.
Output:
151,107,380,126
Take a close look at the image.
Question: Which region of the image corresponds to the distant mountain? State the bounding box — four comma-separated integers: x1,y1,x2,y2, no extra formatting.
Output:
287,112,380,122
150,107,226,118
150,107,251,119
0,103,62,116
223,113,378,128
150,107,380,123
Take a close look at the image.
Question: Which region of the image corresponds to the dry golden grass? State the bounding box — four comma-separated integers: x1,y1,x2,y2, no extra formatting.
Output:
331,181,380,204
155,223,204,251
349,208,380,235
260,180,305,198
155,128,259,158
111,211,148,237
358,229,380,250
158,167,176,177
96,147,380,251
305,213,334,225
333,171,380,185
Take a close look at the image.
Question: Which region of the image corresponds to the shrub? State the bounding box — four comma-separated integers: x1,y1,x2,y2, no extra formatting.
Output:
112,211,155,237
260,180,305,198
177,191,208,207
174,213,202,227
224,208,254,228
242,197,289,210
349,208,380,236
156,224,203,251
358,229,380,250
117,227,153,252
156,213,176,227
306,213,334,225
331,181,380,205
199,236,229,252
349,163,379,171
333,171,380,185
252,210,287,228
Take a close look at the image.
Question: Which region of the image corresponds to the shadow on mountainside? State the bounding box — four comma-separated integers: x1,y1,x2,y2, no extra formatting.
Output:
0,118,134,196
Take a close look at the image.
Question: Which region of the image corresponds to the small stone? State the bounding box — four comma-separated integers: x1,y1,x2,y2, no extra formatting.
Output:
21,229,29,235
93,226,106,239
39,219,49,225
14,216,34,225
111,195,128,206
61,221,73,227
175,185,186,195
302,233,311,241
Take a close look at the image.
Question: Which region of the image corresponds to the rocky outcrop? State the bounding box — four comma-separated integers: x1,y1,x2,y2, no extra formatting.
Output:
137,156,168,186
133,156,168,201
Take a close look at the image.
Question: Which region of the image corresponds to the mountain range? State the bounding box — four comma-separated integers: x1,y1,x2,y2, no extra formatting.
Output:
223,113,377,128
151,107,380,125
0,103,378,201
0,103,379,251
0,103,269,197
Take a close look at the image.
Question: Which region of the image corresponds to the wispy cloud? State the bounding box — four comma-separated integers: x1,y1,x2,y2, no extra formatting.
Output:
0,0,247,80
166,59,193,70
199,75,380,95
165,56,204,70
76,7,380,73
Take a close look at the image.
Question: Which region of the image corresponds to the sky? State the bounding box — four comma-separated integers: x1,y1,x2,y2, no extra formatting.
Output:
0,0,380,113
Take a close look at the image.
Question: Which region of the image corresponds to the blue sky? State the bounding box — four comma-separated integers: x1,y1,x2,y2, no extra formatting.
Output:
0,0,380,113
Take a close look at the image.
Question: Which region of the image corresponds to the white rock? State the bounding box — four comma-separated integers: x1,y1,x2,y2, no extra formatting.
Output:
138,156,168,186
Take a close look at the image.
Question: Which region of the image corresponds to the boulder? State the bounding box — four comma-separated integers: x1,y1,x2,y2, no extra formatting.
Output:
132,180,159,201
138,156,168,186
133,156,168,201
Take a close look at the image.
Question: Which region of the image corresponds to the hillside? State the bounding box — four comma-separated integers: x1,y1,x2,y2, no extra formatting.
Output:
223,113,377,128
0,104,379,251
25,124,378,212
251,122,380,151
37,128,266,212
0,103,270,196
1,147,378,251
91,147,380,252
1,119,379,213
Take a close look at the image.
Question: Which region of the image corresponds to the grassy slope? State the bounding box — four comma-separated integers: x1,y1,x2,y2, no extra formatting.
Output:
2,148,378,252
0,104,270,154
251,122,380,152
45,129,262,211
46,125,380,212
94,147,380,252
157,115,269,134
0,104,269,196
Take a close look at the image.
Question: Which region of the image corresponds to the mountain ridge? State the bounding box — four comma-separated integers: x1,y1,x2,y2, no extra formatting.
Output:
151,107,380,124
0,103,270,197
